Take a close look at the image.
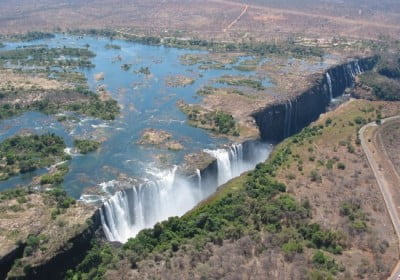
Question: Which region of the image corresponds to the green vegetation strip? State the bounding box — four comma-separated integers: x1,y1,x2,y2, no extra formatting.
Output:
0,46,95,68
216,76,265,90
180,104,239,136
70,29,325,58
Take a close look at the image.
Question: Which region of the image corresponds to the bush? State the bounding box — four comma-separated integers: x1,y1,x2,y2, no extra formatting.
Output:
337,163,346,170
40,173,64,185
213,111,236,135
74,139,100,154
310,170,322,182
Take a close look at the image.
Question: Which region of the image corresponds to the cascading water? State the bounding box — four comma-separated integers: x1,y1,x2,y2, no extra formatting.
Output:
326,72,333,101
196,169,202,196
355,61,362,75
99,142,272,243
100,166,199,242
204,143,248,185
283,100,293,138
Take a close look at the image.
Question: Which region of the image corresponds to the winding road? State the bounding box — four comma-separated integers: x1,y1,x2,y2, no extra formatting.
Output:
360,116,400,280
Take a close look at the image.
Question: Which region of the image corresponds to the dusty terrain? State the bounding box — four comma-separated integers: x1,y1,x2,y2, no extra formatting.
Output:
380,120,400,175
361,116,400,279
0,0,399,42
0,191,96,278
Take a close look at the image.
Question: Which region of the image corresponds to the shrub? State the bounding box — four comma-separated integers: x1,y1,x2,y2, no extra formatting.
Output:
310,170,322,182
337,163,346,170
74,139,100,154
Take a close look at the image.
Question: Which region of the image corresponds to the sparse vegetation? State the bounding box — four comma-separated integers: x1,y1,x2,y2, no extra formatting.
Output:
137,66,151,75
179,103,239,136
105,43,121,50
357,55,400,101
0,46,95,69
217,75,265,90
2,32,55,42
340,200,368,232
359,72,400,101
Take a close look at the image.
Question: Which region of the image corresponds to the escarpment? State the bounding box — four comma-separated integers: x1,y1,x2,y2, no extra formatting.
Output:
252,57,378,142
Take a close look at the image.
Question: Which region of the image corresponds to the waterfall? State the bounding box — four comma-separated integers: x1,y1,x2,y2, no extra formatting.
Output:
204,147,233,185
326,72,333,101
98,142,272,243
355,61,362,74
100,166,198,243
347,64,355,78
283,100,292,138
228,143,244,176
196,168,202,196
204,143,246,185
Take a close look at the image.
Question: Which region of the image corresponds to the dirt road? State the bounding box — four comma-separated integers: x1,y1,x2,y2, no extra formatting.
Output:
210,0,400,31
224,4,248,31
360,116,400,280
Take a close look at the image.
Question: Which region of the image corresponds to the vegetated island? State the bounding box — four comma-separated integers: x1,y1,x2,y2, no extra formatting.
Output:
0,45,120,120
0,133,70,181
137,129,184,151
165,75,195,87
74,139,101,154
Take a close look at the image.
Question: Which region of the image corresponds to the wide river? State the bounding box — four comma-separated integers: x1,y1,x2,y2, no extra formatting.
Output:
0,34,272,198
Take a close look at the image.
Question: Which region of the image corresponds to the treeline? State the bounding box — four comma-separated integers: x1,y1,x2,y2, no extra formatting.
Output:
0,46,95,69
69,28,324,58
0,31,55,42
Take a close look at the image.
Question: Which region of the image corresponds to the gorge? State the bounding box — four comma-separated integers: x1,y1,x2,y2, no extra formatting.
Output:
252,57,377,142
98,57,377,244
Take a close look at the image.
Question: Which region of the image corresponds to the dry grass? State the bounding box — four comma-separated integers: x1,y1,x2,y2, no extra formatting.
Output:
0,0,399,42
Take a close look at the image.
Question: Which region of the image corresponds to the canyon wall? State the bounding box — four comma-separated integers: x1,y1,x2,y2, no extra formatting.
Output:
252,57,378,142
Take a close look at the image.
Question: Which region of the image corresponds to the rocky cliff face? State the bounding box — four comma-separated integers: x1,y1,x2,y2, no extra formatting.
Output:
0,244,24,280
252,57,378,142
0,202,101,280
19,210,101,280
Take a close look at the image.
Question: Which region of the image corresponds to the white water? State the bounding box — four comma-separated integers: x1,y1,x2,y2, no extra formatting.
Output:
283,100,293,138
99,142,272,243
326,72,333,101
355,61,362,74
196,168,202,196
204,143,247,185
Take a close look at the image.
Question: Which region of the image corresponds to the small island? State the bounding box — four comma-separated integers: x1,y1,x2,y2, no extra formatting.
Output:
137,129,184,151
165,75,195,87
74,139,101,154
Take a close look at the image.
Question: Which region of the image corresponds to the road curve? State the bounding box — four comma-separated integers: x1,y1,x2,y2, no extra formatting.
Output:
359,116,400,280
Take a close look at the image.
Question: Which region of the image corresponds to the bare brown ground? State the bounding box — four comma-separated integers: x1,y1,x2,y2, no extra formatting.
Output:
275,100,400,278
0,194,95,270
0,0,399,41
362,116,400,279
380,120,400,175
